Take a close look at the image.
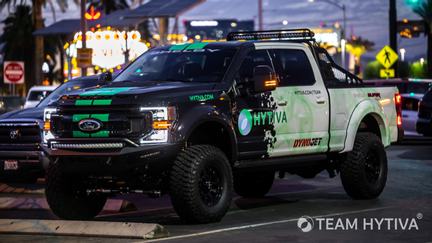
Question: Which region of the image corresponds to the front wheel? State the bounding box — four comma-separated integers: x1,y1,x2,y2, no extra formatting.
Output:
340,132,387,199
45,162,107,220
170,145,233,224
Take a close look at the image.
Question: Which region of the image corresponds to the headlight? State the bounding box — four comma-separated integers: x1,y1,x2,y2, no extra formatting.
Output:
139,106,176,144
43,107,56,144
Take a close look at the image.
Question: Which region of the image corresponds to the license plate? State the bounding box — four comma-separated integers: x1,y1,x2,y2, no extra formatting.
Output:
4,160,18,170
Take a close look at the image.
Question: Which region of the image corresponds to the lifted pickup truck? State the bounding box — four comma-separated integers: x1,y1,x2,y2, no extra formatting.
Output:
43,29,401,223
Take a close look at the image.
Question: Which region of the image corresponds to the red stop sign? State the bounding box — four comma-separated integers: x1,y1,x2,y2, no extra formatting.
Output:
4,62,24,84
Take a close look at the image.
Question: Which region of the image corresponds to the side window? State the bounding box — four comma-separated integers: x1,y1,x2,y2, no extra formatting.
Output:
271,49,315,86
236,50,274,84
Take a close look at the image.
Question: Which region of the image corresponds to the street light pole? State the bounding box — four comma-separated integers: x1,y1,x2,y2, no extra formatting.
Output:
258,0,263,31
308,0,346,68
80,0,87,76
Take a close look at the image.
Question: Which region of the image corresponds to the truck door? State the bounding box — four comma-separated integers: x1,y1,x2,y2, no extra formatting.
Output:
234,49,279,159
258,44,330,156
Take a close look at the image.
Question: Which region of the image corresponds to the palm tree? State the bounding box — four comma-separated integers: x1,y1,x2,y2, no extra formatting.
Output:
0,5,34,90
0,0,71,86
346,36,375,75
87,0,129,14
413,0,432,78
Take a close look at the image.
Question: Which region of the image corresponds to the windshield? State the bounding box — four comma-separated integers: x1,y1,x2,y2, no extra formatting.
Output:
28,90,53,101
114,47,236,83
37,80,100,107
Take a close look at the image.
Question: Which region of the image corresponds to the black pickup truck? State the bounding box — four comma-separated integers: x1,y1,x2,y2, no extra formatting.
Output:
43,29,398,223
0,76,103,183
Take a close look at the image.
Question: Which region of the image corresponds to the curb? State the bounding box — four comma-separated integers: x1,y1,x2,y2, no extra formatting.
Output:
0,197,136,214
0,219,169,239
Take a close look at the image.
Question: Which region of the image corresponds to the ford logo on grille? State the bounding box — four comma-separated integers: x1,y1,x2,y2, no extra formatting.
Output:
78,119,102,132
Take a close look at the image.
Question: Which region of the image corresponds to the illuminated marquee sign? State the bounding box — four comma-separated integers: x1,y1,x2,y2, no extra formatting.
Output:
69,30,148,69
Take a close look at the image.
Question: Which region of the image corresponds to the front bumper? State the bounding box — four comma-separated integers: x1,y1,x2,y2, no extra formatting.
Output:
0,150,44,181
416,118,432,135
42,138,182,174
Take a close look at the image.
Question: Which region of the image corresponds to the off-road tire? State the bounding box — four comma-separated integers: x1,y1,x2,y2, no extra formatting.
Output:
234,171,274,197
45,162,107,220
170,145,233,224
340,132,387,199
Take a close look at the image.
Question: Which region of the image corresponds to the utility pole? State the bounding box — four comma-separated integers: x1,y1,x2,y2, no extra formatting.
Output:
258,0,263,31
389,0,398,76
80,0,87,76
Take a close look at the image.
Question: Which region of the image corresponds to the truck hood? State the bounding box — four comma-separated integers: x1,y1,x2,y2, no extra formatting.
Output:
63,81,220,106
0,107,44,121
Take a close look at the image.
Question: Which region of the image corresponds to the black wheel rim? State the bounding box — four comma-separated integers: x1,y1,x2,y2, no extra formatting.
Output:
199,165,224,207
364,149,381,184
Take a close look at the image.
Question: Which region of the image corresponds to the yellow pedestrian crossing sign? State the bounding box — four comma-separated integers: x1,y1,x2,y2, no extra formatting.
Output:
376,45,398,69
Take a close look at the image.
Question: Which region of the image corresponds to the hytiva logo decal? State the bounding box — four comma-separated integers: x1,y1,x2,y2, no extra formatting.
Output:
238,109,288,136
189,94,214,101
238,109,253,136
293,138,323,148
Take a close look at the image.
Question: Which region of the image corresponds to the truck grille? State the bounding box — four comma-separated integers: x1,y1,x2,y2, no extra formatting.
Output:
51,108,153,143
0,122,40,150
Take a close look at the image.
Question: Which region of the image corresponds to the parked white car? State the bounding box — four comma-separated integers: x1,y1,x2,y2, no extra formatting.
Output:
401,93,423,135
24,86,57,109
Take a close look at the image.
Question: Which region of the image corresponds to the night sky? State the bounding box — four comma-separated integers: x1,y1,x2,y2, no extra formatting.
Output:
0,0,427,61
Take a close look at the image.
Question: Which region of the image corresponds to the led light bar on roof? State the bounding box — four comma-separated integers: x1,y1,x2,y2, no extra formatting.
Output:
226,29,315,42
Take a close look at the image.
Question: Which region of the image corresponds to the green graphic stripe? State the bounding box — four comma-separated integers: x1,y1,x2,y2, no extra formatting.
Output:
72,114,109,122
75,100,92,106
75,99,113,106
91,131,109,137
169,43,189,51
79,87,132,97
91,114,109,122
72,114,90,122
185,42,208,50
169,42,209,51
73,131,89,138
72,130,110,138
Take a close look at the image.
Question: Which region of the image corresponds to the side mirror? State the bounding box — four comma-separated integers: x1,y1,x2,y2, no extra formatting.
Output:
253,65,277,93
98,71,112,82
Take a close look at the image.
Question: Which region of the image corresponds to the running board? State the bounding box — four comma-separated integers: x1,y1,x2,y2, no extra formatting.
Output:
233,154,328,170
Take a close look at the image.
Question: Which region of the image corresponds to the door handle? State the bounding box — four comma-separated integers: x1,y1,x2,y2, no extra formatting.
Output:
316,98,326,104
278,101,288,106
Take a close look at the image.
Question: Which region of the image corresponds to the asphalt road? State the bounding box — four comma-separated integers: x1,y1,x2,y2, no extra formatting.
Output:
0,137,431,242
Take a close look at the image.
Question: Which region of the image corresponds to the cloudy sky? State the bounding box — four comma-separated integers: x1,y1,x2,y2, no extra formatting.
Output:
0,0,427,61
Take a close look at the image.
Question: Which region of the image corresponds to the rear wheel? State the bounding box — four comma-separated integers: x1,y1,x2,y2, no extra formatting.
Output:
45,162,107,220
170,145,233,223
234,171,274,198
340,132,387,199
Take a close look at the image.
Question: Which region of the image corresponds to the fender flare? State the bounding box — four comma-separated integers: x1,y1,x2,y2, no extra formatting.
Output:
173,105,238,162
341,99,389,153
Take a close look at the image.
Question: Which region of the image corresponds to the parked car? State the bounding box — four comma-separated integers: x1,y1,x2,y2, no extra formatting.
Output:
42,29,399,222
0,96,24,114
0,75,104,183
401,93,423,135
417,88,432,136
24,85,58,109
